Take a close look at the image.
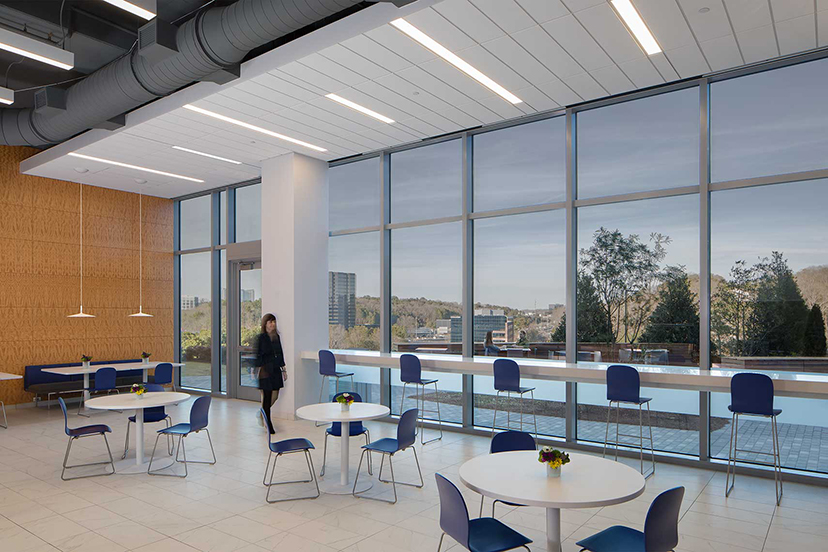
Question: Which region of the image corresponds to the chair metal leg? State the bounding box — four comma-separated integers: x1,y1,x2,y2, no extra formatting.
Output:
646,402,656,478
365,430,373,475
491,390,501,437
531,389,538,442
614,401,620,461
0,401,7,429
61,433,116,481
602,401,612,458
122,420,131,459
316,376,328,426
400,382,408,417
378,447,424,488
479,495,485,518
265,449,320,503
320,431,329,476
149,433,189,477
726,412,737,497
437,532,445,552
173,429,216,465
429,381,443,444
772,415,783,505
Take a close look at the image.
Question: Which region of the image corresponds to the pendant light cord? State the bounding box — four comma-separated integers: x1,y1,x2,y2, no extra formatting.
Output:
79,184,83,309
138,194,143,309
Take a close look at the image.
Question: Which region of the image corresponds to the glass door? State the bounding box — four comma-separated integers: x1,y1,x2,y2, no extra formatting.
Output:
227,260,263,400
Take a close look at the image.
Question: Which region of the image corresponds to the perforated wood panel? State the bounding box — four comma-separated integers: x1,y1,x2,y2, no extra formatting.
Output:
0,146,174,406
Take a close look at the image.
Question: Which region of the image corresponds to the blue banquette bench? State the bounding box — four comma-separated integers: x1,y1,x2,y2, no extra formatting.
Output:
24,359,145,404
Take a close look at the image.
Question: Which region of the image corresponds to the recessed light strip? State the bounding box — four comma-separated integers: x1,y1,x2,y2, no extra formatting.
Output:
611,0,661,55
101,0,156,20
183,104,328,153
67,152,204,183
172,146,242,165
325,93,395,124
390,18,522,105
0,28,74,70
0,86,13,105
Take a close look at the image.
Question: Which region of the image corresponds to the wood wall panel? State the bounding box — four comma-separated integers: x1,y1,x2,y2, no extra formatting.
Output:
0,146,174,406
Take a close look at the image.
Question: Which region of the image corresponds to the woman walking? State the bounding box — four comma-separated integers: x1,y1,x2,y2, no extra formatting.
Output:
255,313,286,434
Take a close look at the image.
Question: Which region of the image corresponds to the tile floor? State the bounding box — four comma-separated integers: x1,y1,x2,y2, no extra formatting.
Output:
1,396,828,552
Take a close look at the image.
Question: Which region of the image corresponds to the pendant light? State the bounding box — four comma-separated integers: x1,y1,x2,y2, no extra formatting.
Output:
68,184,95,318
129,193,153,317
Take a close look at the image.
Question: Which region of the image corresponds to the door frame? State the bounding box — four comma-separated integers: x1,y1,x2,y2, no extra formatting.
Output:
226,254,263,401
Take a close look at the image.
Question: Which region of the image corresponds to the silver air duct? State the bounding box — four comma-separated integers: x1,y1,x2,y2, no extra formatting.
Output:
0,0,366,146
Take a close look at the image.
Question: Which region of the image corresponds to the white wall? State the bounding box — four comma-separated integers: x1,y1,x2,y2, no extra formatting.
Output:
260,152,328,420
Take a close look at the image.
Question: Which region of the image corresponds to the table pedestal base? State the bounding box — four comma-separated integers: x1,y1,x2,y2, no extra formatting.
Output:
319,477,373,495
546,507,561,552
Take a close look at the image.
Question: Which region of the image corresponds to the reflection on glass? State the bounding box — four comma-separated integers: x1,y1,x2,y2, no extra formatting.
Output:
179,195,211,250
235,184,261,242
474,375,564,438
329,232,380,351
711,58,828,182
391,222,462,355
391,140,461,223
577,87,698,199
329,159,380,231
324,365,381,404
180,252,211,390
239,267,262,389
473,118,566,212
391,370,463,425
710,179,828,470
474,211,566,360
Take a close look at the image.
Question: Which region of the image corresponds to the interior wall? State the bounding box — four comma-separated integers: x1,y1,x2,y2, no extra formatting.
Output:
0,146,174,406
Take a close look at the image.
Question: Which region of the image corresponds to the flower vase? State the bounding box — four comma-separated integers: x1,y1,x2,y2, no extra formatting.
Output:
82,361,90,369
341,402,350,412
142,358,149,365
136,393,144,399
546,465,561,478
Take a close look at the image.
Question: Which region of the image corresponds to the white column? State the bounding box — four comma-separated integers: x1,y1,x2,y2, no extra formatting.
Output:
261,153,328,420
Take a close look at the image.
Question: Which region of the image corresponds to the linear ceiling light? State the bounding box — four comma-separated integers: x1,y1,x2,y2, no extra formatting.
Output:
183,104,328,152
611,0,661,55
101,0,156,20
0,86,13,105
325,93,395,124
67,152,204,183
0,27,74,70
172,146,242,165
390,18,522,105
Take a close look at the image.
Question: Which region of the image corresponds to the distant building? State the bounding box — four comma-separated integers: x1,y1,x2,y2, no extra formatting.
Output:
241,289,256,303
449,309,513,343
436,319,451,336
328,272,356,329
181,295,200,310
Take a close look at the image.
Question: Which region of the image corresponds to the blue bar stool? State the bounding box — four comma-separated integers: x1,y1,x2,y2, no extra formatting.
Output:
57,397,115,480
353,408,423,504
80,367,119,416
435,473,532,552
320,392,372,477
317,350,354,402
148,396,216,477
122,383,172,459
148,362,174,390
576,486,684,552
399,353,443,445
490,359,538,440
603,364,655,478
480,431,536,517
260,409,320,503
726,372,783,505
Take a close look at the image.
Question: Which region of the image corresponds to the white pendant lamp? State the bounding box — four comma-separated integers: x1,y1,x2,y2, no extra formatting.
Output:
68,185,95,318
129,194,153,317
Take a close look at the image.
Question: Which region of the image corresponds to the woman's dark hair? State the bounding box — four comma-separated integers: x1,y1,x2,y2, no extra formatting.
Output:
485,331,494,346
261,313,277,335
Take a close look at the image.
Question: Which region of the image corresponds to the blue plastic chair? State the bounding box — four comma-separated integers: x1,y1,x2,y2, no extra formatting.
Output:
260,408,320,503
480,431,537,517
318,350,354,401
57,397,115,480
603,364,655,478
726,373,783,505
399,353,443,444
80,367,119,415
353,408,423,504
320,392,372,477
148,363,174,389
576,486,685,552
122,383,172,459
148,396,216,477
491,359,538,439
436,473,532,552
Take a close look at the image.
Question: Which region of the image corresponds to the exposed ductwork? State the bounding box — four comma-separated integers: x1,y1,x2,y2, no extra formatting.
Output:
0,0,371,147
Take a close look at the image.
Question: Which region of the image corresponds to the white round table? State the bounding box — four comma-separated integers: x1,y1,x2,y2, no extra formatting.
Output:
86,392,190,473
459,451,645,552
296,402,390,494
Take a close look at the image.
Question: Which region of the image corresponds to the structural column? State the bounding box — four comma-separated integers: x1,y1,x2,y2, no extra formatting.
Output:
261,153,328,420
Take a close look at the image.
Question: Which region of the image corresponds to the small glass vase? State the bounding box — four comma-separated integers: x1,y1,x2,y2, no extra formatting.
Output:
340,402,351,412
136,392,144,399
546,464,561,478
142,358,149,365
82,361,90,369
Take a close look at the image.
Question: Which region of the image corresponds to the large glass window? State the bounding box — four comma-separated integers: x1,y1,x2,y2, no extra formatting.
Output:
577,88,699,199
391,140,461,223
328,232,380,351
473,118,566,212
711,58,828,183
329,159,380,231
180,252,212,390
179,195,211,250
235,183,261,242
710,179,828,470
576,195,700,455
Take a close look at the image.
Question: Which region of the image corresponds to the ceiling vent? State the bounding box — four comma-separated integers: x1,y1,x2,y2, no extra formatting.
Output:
34,87,67,116
138,18,178,64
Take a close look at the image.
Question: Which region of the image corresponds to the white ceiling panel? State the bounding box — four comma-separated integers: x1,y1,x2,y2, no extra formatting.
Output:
298,53,372,88
432,0,505,43
365,24,436,65
725,0,773,32
317,44,389,81
769,0,814,22
512,86,560,112
481,35,557,86
561,0,605,13
700,34,744,71
775,14,816,55
736,24,780,63
665,43,710,77
515,0,569,24
635,0,696,50
678,0,733,42
619,57,665,88
455,44,533,91
470,0,537,34
562,72,606,101
647,52,681,80
590,64,635,94
820,10,828,46
511,25,585,78
575,3,648,65
406,7,477,52
418,57,498,102
820,0,828,10
535,76,583,106
339,34,413,73
392,65,499,122
542,15,614,71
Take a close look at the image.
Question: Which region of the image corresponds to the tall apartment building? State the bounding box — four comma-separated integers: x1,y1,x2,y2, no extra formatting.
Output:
328,271,357,329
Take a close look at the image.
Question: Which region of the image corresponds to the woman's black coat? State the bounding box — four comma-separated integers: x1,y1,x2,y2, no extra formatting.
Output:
255,332,285,391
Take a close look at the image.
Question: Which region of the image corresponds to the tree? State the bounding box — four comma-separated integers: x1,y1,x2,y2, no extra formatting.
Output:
802,304,827,356
579,227,669,343
711,260,757,356
552,273,613,343
640,266,699,346
749,252,809,356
